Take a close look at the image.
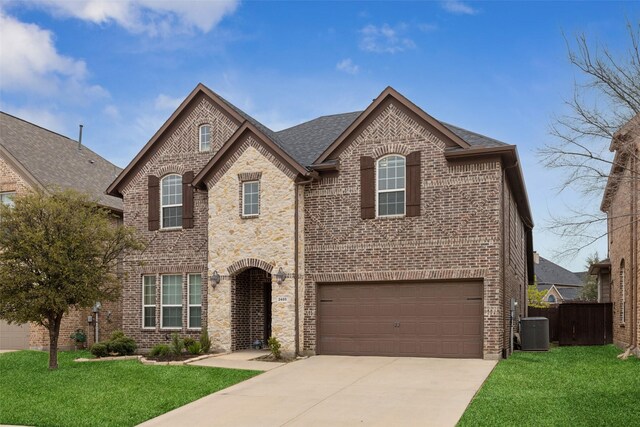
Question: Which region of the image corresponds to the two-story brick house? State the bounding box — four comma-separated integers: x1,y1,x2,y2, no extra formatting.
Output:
108,84,533,359
594,114,639,355
0,112,123,350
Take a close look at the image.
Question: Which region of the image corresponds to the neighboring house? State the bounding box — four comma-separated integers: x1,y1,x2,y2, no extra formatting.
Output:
0,112,123,350
592,114,639,354
533,252,585,304
107,84,534,360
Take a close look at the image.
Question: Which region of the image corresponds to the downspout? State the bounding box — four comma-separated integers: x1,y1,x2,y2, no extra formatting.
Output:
294,177,314,356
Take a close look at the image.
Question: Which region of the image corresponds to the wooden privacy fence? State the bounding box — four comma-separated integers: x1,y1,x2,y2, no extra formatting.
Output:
527,303,612,346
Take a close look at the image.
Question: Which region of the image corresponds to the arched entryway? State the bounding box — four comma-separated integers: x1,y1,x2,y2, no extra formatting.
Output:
231,267,272,351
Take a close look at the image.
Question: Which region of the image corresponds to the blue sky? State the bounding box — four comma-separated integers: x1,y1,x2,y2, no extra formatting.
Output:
1,0,637,271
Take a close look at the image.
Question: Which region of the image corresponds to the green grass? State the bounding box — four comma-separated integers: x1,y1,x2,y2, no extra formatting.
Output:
459,345,640,426
0,350,260,427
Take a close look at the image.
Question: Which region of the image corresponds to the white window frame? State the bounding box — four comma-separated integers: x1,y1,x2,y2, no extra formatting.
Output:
160,174,182,230
0,192,15,208
242,180,260,218
620,262,626,324
161,274,183,330
187,273,202,330
142,275,156,329
199,124,212,152
375,154,406,218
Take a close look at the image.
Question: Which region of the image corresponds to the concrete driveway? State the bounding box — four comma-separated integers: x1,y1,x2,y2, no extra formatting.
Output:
139,356,496,427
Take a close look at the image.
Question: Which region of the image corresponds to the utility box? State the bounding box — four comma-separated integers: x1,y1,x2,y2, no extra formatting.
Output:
520,317,549,351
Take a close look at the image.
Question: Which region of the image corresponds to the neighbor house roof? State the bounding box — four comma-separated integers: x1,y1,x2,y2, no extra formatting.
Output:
0,112,123,212
535,256,584,287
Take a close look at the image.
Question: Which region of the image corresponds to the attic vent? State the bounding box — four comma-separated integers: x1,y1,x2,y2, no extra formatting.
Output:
89,160,95,164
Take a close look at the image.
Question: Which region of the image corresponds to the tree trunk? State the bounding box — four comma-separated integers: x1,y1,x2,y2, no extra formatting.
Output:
48,313,63,370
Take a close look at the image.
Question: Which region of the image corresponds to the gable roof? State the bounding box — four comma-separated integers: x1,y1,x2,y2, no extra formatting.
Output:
193,122,311,188
0,112,122,212
315,87,471,164
535,256,584,287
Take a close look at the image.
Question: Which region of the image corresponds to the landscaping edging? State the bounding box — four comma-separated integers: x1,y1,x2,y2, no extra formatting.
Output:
74,354,214,365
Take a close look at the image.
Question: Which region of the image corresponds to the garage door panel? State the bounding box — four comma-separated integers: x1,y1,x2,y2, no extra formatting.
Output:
318,281,483,358
0,320,30,350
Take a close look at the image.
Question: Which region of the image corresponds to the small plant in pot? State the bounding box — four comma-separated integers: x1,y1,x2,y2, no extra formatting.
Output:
70,329,87,350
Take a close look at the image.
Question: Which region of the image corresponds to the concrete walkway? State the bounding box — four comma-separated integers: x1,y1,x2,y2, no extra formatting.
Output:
189,350,286,371
140,356,496,427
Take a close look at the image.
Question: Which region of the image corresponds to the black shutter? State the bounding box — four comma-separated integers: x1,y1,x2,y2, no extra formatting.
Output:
360,156,375,219
406,151,421,217
182,171,194,229
148,175,159,231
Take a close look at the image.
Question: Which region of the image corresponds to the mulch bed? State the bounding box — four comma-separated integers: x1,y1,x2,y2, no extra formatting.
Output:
144,353,203,362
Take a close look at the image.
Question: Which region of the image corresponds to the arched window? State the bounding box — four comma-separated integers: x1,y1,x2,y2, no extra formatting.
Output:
199,124,212,152
161,174,182,228
620,259,626,324
377,155,405,217
547,295,556,303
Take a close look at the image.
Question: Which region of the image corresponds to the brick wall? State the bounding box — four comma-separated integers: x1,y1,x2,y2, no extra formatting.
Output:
120,93,239,350
606,136,639,351
303,100,518,359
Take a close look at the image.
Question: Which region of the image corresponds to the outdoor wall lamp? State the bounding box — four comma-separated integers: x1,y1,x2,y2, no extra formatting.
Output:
210,270,221,286
275,267,286,285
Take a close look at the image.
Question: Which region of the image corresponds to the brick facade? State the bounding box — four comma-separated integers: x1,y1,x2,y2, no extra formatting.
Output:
602,127,639,353
113,86,530,358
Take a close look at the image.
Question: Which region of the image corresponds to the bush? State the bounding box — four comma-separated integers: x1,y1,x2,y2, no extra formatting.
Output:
90,343,109,358
149,344,171,358
107,336,137,356
187,341,202,355
200,326,211,353
183,337,196,348
170,333,184,355
268,336,281,360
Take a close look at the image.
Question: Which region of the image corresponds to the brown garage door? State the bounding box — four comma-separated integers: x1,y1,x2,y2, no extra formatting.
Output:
317,281,483,358
0,320,30,350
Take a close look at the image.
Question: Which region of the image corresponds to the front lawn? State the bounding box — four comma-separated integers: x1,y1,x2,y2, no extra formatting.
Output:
0,350,260,427
459,345,640,426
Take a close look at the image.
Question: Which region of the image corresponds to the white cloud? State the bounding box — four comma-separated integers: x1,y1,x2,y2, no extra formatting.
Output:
154,94,183,111
359,23,415,54
103,104,121,119
0,11,85,94
441,1,478,15
27,0,240,36
336,58,359,75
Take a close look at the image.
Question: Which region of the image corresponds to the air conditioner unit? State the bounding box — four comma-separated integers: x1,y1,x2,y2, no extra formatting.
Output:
520,317,549,351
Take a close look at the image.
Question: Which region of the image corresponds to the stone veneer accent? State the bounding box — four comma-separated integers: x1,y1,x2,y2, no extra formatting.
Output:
206,139,302,356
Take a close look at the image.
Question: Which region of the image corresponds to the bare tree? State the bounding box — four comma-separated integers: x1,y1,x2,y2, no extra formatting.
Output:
540,20,640,257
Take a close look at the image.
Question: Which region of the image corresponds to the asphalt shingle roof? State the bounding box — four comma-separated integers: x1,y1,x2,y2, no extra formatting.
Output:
273,111,508,166
535,256,584,287
0,112,123,211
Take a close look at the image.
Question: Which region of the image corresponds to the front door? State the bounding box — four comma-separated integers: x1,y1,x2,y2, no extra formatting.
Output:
264,280,272,343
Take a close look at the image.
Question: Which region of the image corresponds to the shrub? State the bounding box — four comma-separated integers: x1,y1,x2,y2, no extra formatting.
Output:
110,330,125,340
107,336,137,356
200,326,211,353
183,337,196,348
70,329,87,344
170,333,184,355
268,336,281,360
90,343,109,358
149,344,171,358
187,341,202,355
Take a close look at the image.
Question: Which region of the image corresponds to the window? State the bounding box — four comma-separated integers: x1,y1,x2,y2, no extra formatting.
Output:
0,192,15,208
142,275,156,328
161,274,182,328
199,125,212,152
377,155,405,217
242,181,260,217
620,260,626,324
547,295,556,303
161,175,182,228
188,274,202,329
